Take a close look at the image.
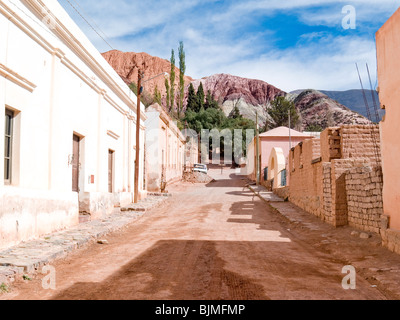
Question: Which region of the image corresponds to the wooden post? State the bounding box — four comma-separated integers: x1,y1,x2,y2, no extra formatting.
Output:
256,112,260,186
134,70,142,203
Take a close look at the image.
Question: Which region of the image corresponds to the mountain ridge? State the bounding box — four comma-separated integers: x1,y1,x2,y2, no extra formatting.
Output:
101,50,372,129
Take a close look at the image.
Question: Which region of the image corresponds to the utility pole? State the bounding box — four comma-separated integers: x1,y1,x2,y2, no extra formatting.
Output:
256,112,260,186
134,69,143,203
289,110,292,150
132,71,168,203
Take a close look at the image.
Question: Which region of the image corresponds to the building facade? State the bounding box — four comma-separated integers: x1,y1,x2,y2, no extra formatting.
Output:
288,125,382,231
246,126,314,183
376,7,400,254
145,104,185,192
0,0,146,249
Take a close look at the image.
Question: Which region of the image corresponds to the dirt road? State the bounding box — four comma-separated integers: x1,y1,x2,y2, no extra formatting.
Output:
4,168,399,300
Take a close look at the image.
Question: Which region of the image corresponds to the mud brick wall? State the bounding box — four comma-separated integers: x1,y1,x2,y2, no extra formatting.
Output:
288,124,383,230
346,166,384,234
273,186,290,200
289,139,325,219
322,163,333,224
330,159,358,227
321,127,341,162
340,125,381,163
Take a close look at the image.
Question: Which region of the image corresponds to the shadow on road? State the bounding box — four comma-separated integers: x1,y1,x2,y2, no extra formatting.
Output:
51,240,271,300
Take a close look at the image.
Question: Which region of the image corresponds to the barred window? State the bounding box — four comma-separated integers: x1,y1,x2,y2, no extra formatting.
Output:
4,109,14,184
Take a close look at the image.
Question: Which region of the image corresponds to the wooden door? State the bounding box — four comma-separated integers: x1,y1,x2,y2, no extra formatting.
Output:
108,150,114,193
72,134,80,192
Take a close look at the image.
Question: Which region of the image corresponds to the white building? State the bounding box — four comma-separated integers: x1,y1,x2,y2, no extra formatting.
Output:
0,0,147,249
145,104,185,192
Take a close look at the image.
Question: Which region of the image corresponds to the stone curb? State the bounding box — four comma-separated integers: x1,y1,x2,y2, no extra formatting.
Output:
0,194,170,286
247,185,285,203
247,185,298,225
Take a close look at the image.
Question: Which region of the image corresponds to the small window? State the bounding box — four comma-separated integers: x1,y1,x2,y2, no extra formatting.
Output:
4,109,14,184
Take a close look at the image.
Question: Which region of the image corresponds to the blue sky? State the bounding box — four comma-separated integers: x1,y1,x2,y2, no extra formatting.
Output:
59,0,400,92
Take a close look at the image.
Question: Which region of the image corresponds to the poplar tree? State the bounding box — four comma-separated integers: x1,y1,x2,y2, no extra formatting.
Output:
178,41,186,118
169,49,176,113
153,85,162,106
165,78,170,111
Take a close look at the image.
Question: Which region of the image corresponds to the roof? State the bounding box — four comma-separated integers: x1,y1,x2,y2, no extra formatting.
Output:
260,127,313,138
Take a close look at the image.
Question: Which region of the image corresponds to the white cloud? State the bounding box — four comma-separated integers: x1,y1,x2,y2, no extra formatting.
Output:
59,0,399,91
226,36,379,92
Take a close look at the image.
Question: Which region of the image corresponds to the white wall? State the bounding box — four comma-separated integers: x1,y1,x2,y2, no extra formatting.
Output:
0,0,146,249
145,105,185,192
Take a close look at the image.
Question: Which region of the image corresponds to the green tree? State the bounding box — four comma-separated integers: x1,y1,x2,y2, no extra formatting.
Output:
186,83,198,112
305,124,323,132
165,78,170,110
231,106,241,119
169,49,176,112
205,90,219,110
268,96,299,129
197,82,205,111
129,82,154,108
153,85,162,106
178,41,186,119
182,105,256,165
230,97,242,119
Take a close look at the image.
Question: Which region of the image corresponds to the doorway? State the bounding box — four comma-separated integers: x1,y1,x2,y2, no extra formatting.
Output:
72,134,80,192
108,149,114,193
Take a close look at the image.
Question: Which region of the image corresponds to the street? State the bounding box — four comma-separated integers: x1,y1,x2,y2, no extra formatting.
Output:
4,167,400,300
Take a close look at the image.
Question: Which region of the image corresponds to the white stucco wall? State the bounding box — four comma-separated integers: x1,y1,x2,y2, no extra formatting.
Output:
0,0,146,249
145,104,185,192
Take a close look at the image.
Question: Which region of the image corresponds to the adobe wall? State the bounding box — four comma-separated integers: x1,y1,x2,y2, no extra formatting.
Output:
288,125,384,233
346,166,384,234
340,125,381,163
288,138,324,219
376,7,400,254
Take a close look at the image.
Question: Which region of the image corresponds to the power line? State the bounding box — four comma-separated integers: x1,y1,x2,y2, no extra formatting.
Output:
355,63,372,122
6,0,139,104
366,63,380,123
63,0,114,51
8,0,60,39
70,0,113,47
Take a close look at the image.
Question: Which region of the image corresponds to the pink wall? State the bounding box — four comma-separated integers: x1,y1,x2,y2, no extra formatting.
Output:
260,137,311,172
376,7,400,230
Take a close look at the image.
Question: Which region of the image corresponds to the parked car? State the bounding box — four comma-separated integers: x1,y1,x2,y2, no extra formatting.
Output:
193,163,208,174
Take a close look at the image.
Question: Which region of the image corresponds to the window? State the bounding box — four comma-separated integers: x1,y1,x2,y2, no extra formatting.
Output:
4,109,14,184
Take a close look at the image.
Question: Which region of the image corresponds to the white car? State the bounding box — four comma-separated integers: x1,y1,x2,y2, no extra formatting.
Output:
193,164,208,174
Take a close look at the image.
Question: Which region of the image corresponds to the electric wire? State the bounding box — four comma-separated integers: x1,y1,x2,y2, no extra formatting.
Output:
6,0,142,110
69,0,114,50
63,0,114,51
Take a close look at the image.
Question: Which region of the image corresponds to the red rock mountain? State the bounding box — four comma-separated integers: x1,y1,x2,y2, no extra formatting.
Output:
102,50,371,129
190,74,286,125
191,74,285,106
101,50,193,99
290,90,371,130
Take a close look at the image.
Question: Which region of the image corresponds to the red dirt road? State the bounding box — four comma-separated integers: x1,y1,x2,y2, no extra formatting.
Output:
3,168,399,300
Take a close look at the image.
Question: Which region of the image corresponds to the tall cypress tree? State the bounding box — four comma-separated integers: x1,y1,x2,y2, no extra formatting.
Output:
205,90,219,110
178,41,186,119
197,82,205,111
169,49,176,113
187,83,197,112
